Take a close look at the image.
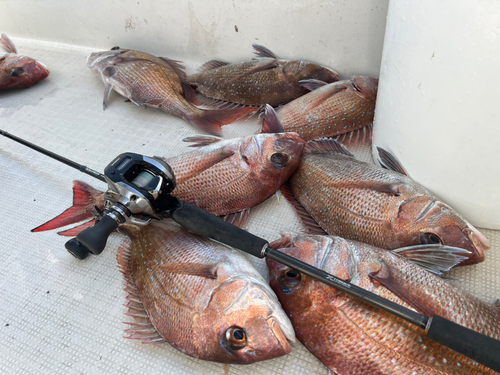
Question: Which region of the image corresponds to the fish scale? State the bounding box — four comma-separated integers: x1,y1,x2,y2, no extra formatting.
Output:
275,77,378,141
267,234,500,374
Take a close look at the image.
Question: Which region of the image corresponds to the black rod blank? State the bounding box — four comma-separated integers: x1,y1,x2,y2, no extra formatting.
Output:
0,129,106,182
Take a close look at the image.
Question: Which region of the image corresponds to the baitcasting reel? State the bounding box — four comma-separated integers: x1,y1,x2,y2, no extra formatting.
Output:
65,153,176,259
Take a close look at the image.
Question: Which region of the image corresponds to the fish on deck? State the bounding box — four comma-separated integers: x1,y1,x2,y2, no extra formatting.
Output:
86,47,255,136
263,76,378,142
185,44,339,108
32,129,305,235
0,33,50,90
117,219,295,363
283,139,490,266
267,233,500,375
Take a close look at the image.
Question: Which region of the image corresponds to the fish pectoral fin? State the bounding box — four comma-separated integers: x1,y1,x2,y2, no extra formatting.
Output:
172,145,235,185
143,98,165,106
318,179,405,196
103,82,114,110
158,262,218,279
230,58,280,82
298,79,329,91
301,80,351,108
368,260,436,317
0,33,17,54
392,244,471,275
252,44,279,59
197,59,230,72
261,104,284,133
376,147,409,176
182,134,223,147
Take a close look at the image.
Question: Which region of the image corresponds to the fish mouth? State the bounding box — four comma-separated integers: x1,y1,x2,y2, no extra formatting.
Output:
459,228,488,265
266,316,293,352
36,60,50,76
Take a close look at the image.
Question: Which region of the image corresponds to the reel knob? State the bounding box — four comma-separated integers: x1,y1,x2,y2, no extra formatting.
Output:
65,238,90,260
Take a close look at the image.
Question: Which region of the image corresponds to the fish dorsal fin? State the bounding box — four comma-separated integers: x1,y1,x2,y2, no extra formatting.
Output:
368,260,436,317
280,182,328,235
182,134,223,147
117,237,165,344
252,44,279,59
158,57,186,79
197,59,230,72
391,245,471,275
261,104,284,133
299,79,328,91
157,262,218,279
230,58,280,82
1,33,17,54
376,147,409,176
305,138,355,157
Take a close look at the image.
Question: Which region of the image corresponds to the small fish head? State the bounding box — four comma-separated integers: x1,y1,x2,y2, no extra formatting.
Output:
284,61,339,84
351,76,378,98
239,132,305,187
1,55,49,89
199,277,294,363
86,47,131,69
396,197,490,265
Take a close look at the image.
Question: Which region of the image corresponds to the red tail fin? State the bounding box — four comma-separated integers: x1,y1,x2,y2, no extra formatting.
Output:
31,181,105,232
188,107,257,136
57,219,96,237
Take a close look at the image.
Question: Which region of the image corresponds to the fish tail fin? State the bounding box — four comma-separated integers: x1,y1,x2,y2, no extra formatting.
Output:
188,107,258,136
31,181,104,233
56,219,96,237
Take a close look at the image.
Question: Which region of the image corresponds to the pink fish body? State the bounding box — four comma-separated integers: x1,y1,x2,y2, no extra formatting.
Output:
118,219,295,363
272,76,378,141
267,233,500,374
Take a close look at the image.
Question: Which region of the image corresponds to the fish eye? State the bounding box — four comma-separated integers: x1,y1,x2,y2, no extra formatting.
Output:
111,46,120,50
225,326,247,349
279,268,302,292
270,152,290,168
421,232,443,245
10,67,24,77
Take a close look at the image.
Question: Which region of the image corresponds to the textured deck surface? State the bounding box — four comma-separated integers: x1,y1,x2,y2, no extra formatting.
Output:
1,39,498,375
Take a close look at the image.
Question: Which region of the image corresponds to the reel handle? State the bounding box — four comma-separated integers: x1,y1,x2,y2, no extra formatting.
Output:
65,215,119,258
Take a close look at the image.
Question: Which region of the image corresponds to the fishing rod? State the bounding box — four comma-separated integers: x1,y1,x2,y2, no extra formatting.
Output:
2,128,500,372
